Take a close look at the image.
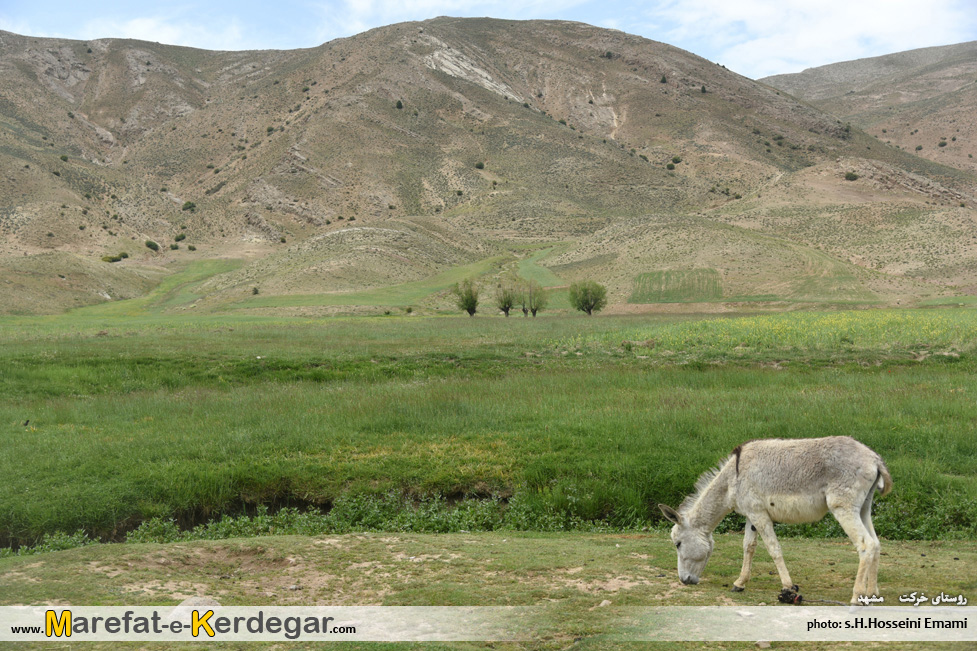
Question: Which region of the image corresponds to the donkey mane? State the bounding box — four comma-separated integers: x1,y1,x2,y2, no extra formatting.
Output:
678,455,734,515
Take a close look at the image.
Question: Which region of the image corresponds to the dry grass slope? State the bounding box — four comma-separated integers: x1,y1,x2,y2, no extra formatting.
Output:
1,22,976,313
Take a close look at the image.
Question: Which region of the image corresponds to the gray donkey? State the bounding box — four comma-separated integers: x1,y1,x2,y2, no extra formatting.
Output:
659,436,892,604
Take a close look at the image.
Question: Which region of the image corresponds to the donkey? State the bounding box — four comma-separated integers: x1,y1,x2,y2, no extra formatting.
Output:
658,436,892,604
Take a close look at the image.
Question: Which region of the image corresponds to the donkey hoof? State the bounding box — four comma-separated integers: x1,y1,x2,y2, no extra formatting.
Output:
730,585,745,592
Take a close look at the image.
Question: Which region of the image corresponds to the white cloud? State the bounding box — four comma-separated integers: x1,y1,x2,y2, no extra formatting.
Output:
77,15,251,51
642,0,977,78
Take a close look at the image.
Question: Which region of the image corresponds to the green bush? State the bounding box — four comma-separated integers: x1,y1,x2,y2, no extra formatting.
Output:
672,156,682,164
845,172,859,181
145,240,159,251
101,255,122,263
568,280,608,315
174,233,186,242
666,163,675,170
169,243,179,250
453,278,479,316
396,100,403,109
475,161,485,169
181,201,196,212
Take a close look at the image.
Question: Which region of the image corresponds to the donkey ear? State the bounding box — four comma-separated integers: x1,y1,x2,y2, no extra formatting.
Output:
658,504,681,524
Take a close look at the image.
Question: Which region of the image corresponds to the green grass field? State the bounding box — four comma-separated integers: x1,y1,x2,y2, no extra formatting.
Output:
2,306,977,554
629,269,724,303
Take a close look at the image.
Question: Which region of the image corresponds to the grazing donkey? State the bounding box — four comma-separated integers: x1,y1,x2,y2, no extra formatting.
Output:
658,436,892,604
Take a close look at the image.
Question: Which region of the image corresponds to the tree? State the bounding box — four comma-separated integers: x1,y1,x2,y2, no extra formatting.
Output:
569,280,607,315
454,278,479,316
525,279,548,317
495,280,517,317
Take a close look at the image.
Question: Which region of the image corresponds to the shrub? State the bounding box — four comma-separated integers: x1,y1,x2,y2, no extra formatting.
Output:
145,240,159,251
456,190,463,196
495,281,517,317
845,172,859,181
916,145,923,151
525,279,548,317
453,278,479,316
660,75,667,83
475,161,485,169
174,233,186,241
280,236,286,243
188,245,196,251
60,155,68,162
672,156,682,164
181,201,196,212
701,85,706,93
101,255,121,263
938,141,947,147
396,100,403,109
666,163,675,170
252,287,259,295
120,252,129,259
568,280,607,315
169,243,179,250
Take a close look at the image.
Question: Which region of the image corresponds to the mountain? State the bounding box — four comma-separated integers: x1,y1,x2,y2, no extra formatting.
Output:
761,41,977,175
1,19,976,315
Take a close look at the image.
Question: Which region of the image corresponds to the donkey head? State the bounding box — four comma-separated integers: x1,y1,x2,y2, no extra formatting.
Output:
658,504,714,585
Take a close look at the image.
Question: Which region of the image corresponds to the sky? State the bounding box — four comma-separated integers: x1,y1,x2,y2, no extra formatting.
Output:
2,0,976,79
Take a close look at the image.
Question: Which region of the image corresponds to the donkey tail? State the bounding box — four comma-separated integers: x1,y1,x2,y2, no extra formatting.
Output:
876,460,893,497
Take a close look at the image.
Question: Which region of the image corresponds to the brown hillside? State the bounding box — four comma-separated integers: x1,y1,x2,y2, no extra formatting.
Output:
761,41,977,174
1,20,976,313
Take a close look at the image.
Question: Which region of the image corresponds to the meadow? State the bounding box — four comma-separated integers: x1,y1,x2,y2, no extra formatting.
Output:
2,306,977,556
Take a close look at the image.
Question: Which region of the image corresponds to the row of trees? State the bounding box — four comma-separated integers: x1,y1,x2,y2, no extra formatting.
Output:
453,278,607,317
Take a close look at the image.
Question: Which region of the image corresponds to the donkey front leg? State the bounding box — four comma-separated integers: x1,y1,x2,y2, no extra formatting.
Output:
732,518,758,592
749,512,795,590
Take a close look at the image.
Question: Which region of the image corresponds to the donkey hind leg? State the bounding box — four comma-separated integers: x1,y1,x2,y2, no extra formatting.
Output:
860,488,881,595
732,518,759,592
831,495,880,604
749,512,795,590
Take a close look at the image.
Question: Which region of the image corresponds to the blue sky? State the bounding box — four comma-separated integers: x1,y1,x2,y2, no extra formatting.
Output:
2,0,976,78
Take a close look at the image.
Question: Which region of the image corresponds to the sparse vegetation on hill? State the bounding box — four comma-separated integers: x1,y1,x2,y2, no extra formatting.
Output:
0,20,975,313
